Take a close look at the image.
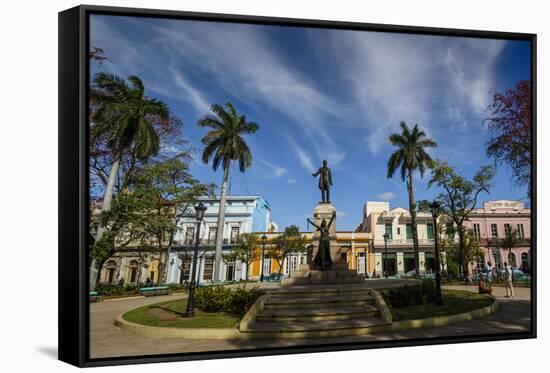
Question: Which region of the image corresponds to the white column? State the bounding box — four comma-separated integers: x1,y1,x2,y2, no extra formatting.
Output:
396,252,404,274
375,253,383,275
419,252,426,273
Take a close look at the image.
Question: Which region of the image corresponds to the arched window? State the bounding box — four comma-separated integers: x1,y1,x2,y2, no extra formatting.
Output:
128,260,139,283
149,259,159,284
104,260,117,284
521,252,530,273
508,252,516,267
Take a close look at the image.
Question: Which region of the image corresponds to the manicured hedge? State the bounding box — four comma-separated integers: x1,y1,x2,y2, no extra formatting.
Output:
380,280,436,307
195,286,264,315
95,283,140,296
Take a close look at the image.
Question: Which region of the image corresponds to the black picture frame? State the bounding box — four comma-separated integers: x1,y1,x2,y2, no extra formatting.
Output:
59,4,537,368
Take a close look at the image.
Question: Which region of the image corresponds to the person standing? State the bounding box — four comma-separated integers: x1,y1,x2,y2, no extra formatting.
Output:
485,261,494,289
504,262,515,298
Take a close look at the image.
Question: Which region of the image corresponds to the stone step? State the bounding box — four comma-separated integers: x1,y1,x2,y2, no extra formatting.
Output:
269,287,369,299
256,305,380,322
241,317,390,338
264,294,375,309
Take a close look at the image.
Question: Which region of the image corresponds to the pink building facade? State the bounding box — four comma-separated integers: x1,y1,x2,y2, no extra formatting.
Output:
465,200,531,274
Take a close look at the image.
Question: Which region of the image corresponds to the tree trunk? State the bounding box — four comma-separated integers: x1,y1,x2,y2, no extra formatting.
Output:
407,170,420,276
458,226,467,278
243,262,249,289
213,163,231,282
90,151,122,290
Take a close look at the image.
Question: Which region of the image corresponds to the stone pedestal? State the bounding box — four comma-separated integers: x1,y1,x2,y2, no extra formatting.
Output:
282,202,364,286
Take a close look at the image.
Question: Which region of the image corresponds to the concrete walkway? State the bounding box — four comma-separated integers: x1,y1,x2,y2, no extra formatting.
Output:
90,283,531,359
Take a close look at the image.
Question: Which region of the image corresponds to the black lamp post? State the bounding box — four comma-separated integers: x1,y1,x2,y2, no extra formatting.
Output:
185,202,207,317
260,234,267,282
430,201,444,306
383,233,389,279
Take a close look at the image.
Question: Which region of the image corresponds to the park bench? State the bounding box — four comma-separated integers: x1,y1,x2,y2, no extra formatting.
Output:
139,286,170,297
514,276,531,286
89,291,102,302
262,274,281,282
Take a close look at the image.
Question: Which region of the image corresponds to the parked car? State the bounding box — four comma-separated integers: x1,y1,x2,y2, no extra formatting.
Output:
498,268,525,277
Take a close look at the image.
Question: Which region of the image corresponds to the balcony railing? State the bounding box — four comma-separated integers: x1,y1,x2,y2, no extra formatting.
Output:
177,237,240,246
379,238,435,245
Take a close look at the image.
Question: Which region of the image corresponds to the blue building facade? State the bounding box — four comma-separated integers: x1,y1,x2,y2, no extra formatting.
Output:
166,195,272,284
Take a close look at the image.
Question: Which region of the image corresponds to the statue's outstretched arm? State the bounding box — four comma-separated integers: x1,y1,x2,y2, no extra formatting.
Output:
312,168,320,177
327,210,336,228
307,218,320,230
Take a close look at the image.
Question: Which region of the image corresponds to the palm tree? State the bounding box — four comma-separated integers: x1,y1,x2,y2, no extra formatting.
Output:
387,121,437,276
198,102,259,282
90,73,169,286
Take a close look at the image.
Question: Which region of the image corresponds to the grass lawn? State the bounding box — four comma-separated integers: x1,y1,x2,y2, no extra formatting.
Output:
390,289,494,321
123,299,241,329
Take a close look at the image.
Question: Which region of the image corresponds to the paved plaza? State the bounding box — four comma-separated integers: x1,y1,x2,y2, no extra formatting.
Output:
90,282,531,359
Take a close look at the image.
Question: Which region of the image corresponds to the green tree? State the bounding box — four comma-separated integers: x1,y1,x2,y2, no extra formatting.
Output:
428,160,495,278
387,122,438,275
90,73,171,288
223,233,260,288
267,225,307,278
198,102,259,282
132,158,214,285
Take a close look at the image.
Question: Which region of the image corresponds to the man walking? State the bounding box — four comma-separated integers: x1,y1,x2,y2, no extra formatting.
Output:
504,262,515,298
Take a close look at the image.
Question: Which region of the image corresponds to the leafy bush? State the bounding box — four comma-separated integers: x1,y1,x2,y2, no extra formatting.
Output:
380,280,436,307
195,286,264,315
95,283,139,296
167,283,186,291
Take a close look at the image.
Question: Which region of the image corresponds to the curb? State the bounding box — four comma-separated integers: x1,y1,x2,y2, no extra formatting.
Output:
115,313,241,339
115,295,498,340
390,296,499,332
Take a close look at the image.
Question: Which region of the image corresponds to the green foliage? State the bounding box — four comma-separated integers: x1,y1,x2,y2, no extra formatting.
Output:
380,280,436,307
194,286,264,315
91,73,168,159
198,102,260,173
387,121,438,181
428,160,495,277
268,225,307,275
445,256,460,279
95,283,139,296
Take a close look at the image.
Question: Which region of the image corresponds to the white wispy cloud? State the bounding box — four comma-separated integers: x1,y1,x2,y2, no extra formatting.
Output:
255,156,287,178
151,21,346,164
311,31,507,155
287,178,297,184
376,192,397,201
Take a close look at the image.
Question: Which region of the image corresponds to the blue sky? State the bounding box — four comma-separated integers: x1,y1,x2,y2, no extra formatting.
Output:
90,15,531,231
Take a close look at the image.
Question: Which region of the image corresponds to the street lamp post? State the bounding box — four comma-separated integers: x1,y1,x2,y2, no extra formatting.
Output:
260,234,267,282
185,202,207,318
430,201,444,306
383,233,389,279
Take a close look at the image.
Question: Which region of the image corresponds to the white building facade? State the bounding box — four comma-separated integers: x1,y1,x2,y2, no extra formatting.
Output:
359,201,442,276
166,195,273,284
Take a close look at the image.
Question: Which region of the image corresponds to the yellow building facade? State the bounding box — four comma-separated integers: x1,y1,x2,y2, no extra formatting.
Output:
248,231,372,279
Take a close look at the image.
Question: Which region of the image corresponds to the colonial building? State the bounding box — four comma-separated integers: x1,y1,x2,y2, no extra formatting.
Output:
165,195,274,284
357,199,531,276
358,201,441,276
465,200,531,273
246,230,372,280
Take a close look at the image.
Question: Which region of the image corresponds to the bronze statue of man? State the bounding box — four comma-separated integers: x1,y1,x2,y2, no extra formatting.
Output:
312,160,333,203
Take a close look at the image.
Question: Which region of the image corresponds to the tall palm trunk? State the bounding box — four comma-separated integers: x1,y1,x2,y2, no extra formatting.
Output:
90,150,122,290
213,163,230,282
407,169,420,276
